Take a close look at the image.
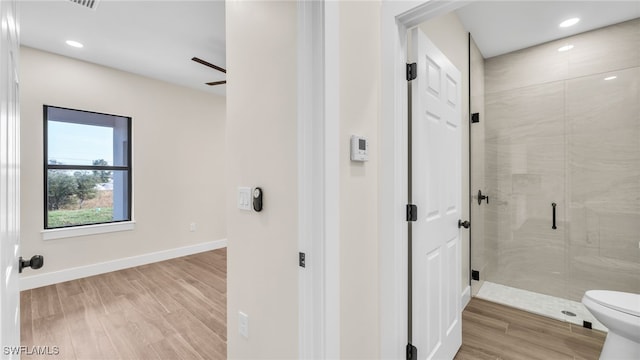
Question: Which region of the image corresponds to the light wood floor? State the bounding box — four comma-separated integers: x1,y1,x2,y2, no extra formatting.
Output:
455,297,606,360
20,249,227,360
22,249,606,360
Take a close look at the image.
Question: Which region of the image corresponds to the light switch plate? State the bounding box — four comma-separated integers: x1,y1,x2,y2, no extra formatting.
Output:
237,187,252,211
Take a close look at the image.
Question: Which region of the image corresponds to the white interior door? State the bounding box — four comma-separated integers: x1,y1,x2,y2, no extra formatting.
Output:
410,27,462,360
0,0,21,357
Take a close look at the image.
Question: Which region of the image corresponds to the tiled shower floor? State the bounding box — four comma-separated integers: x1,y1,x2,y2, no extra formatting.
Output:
476,281,608,332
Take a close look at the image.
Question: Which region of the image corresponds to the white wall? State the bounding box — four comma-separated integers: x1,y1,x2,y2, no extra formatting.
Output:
225,1,299,358
339,1,380,358
419,12,471,293
225,1,383,357
20,46,226,279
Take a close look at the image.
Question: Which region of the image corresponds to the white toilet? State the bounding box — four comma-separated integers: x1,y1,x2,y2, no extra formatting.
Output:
582,290,640,360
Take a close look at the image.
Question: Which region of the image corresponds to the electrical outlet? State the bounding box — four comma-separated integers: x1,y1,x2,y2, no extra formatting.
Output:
238,311,249,338
189,222,197,232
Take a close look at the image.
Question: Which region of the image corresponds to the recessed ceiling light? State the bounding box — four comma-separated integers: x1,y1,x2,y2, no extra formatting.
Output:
604,76,617,81
559,18,580,28
558,44,574,52
65,40,84,48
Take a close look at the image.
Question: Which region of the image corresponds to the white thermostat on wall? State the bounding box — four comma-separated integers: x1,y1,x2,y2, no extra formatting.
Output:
350,135,368,162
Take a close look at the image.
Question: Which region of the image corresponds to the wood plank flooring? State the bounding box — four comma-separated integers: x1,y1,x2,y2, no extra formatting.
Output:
21,249,606,359
20,248,227,360
455,298,606,360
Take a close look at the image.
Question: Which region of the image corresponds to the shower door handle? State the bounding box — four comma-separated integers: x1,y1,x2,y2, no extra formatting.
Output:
552,203,557,230
477,190,489,205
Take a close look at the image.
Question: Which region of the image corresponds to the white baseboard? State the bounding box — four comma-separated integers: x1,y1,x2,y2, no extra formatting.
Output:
461,285,471,310
20,239,227,291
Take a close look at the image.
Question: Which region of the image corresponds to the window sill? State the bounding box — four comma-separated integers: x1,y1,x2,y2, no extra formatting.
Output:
41,221,135,241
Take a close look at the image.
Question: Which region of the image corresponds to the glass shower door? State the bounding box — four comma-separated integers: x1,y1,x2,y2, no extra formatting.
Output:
469,34,568,300
565,66,640,300
482,80,568,299
469,35,486,297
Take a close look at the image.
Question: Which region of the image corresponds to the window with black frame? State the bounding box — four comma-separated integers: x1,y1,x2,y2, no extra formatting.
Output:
44,105,132,229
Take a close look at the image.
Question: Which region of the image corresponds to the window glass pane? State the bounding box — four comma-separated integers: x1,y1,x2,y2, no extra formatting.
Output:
48,121,114,166
46,169,129,228
44,106,131,229
46,107,130,167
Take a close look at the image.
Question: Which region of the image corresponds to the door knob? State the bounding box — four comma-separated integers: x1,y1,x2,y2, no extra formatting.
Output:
19,255,44,273
458,220,470,229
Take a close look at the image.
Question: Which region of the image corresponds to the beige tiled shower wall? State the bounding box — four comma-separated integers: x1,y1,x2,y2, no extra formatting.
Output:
482,18,640,302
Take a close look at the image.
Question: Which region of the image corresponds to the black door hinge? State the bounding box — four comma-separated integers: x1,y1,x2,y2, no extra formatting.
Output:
406,343,417,360
299,252,306,268
406,204,417,222
406,63,417,81
471,112,480,123
471,269,480,281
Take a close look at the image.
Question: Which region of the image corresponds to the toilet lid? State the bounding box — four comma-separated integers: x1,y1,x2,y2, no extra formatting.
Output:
585,290,640,317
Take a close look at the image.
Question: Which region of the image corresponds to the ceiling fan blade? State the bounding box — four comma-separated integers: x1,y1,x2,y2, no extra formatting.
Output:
206,81,227,86
192,57,226,74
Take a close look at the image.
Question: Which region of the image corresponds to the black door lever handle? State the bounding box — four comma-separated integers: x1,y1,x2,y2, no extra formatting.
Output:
19,255,44,273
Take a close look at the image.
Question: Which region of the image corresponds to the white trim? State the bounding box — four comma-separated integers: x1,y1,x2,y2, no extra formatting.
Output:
297,1,329,358
297,1,340,357
380,1,469,357
323,1,341,358
42,221,135,240
462,285,471,309
298,1,312,356
397,0,472,27
20,238,227,290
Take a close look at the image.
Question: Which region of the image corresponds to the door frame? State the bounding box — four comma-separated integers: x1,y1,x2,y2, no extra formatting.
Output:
379,0,469,357
297,1,340,358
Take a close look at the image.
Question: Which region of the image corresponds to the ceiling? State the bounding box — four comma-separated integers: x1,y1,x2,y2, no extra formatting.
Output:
19,1,640,96
20,0,226,96
456,1,640,58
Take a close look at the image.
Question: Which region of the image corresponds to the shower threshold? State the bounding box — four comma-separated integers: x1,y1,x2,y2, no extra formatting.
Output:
476,281,607,332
